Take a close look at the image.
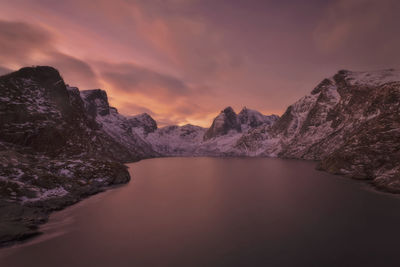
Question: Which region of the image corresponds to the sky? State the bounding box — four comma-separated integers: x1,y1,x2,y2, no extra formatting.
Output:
0,0,399,127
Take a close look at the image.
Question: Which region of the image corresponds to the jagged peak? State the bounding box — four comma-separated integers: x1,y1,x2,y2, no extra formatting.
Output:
130,112,153,120
238,106,264,115
221,106,236,115
80,89,110,117
239,106,250,114
0,66,65,90
311,78,334,95
128,112,157,133
332,68,400,87
80,89,108,98
16,65,61,78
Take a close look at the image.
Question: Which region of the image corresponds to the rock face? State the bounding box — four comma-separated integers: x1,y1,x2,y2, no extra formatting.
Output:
79,89,110,118
0,66,152,246
203,106,279,141
128,113,158,136
238,107,279,130
234,69,400,192
80,90,157,159
203,107,241,140
146,124,206,156
141,107,279,156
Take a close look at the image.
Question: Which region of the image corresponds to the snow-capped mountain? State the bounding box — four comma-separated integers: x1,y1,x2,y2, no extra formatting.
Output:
234,69,400,191
203,106,279,141
0,66,146,245
204,107,242,140
141,106,279,156
80,89,157,158
146,124,206,156
2,65,400,245
128,113,157,136
238,107,279,131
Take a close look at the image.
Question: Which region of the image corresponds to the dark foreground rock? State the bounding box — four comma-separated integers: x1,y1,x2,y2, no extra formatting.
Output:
0,66,142,246
0,154,130,246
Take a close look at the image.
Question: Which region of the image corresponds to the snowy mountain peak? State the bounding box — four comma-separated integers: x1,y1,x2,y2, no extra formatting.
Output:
80,89,157,158
80,89,111,118
332,69,400,87
128,113,157,135
203,106,241,140
238,107,279,130
222,106,235,114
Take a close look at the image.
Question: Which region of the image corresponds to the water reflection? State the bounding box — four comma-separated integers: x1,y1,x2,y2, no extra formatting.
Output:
1,158,400,267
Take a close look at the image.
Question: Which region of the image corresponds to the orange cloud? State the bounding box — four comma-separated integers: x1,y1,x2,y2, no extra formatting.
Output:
1,0,399,127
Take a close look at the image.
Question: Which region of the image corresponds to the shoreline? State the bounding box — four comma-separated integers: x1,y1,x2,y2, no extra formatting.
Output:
1,156,398,248
0,160,132,248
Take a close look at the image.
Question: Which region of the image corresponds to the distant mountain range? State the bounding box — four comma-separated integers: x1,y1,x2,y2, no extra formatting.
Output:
1,66,399,245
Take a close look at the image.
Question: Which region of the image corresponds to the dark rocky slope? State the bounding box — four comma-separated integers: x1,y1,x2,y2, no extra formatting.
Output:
0,66,153,246
80,89,157,158
235,69,400,192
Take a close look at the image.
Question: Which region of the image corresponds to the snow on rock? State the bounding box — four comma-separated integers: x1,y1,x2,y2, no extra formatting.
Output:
0,66,136,245
146,124,206,156
21,187,68,203
343,69,400,87
238,107,279,131
128,113,157,136
2,66,400,246
203,107,242,140
232,69,400,192
143,107,279,156
80,89,157,158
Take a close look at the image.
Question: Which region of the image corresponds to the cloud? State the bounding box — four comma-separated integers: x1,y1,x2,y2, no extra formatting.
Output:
1,1,399,127
99,62,190,98
112,100,156,116
0,19,53,63
95,60,215,125
120,0,245,83
0,19,99,88
46,52,99,88
313,0,400,67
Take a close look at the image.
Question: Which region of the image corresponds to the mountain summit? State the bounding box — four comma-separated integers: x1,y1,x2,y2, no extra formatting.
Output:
203,107,242,140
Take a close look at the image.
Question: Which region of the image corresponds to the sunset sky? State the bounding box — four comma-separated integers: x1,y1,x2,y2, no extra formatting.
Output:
1,0,399,126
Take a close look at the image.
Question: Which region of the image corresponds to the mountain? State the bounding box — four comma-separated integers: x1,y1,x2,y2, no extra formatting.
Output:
203,107,241,140
0,66,153,245
235,69,400,192
80,89,157,158
142,107,279,156
2,65,399,245
146,124,206,156
238,107,279,131
128,113,157,136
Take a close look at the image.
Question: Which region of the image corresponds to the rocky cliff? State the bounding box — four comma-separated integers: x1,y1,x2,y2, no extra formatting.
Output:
142,107,279,156
203,107,242,140
234,69,400,192
128,113,158,136
0,66,154,245
80,89,157,159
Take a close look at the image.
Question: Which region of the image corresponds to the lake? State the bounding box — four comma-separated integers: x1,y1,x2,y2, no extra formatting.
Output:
1,157,400,266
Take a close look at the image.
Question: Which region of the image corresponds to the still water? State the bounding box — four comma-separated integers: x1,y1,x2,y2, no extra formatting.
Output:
1,158,400,267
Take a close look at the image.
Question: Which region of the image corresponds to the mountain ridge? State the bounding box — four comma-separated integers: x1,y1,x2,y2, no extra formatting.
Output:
1,66,400,246
0,66,148,246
